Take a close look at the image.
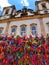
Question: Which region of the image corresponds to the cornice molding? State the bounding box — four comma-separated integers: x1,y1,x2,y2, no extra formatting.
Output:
0,14,49,23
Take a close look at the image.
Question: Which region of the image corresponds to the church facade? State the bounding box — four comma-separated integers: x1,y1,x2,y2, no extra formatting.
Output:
0,0,49,36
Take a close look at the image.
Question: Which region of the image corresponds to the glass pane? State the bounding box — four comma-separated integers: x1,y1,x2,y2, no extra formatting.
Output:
21,32,23,36
5,9,9,14
32,26,36,35
32,26,36,30
32,30,36,35
12,28,16,32
21,26,26,36
21,27,25,31
21,31,25,36
11,28,16,35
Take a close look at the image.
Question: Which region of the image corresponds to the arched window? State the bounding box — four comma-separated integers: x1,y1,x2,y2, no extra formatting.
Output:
11,28,16,33
31,26,36,35
11,25,17,35
30,23,37,35
20,24,26,36
41,3,46,9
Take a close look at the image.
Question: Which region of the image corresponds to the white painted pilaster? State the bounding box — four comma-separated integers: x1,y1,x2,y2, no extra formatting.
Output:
16,26,20,36
26,25,31,35
2,10,6,15
9,8,12,14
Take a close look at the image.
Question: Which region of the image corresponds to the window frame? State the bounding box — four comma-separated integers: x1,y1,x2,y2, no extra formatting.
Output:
11,25,17,35
20,24,27,36
41,3,46,9
30,23,37,35
5,9,9,15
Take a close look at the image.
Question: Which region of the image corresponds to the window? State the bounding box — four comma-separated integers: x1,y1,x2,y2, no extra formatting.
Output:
5,9,9,14
31,26,36,35
20,25,26,36
42,3,46,9
30,24,37,35
11,26,17,35
12,28,16,32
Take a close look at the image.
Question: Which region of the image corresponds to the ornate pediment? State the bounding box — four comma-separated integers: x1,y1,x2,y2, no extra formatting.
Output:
15,6,35,17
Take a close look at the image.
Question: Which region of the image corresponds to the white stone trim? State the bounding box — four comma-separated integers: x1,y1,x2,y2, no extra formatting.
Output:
46,2,49,9
8,8,12,14
8,19,41,36
15,13,21,17
0,23,7,34
2,9,6,15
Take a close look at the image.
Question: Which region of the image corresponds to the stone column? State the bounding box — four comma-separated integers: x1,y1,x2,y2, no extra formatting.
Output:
2,10,6,15
9,8,12,14
5,21,10,34
16,26,20,36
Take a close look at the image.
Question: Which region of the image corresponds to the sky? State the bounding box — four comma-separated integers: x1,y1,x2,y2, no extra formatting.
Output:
0,0,40,15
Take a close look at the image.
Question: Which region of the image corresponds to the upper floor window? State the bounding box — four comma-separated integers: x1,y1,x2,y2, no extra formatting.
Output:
11,25,17,35
3,8,9,15
20,24,26,36
32,26,36,35
30,24,37,35
42,3,46,9
5,9,9,15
